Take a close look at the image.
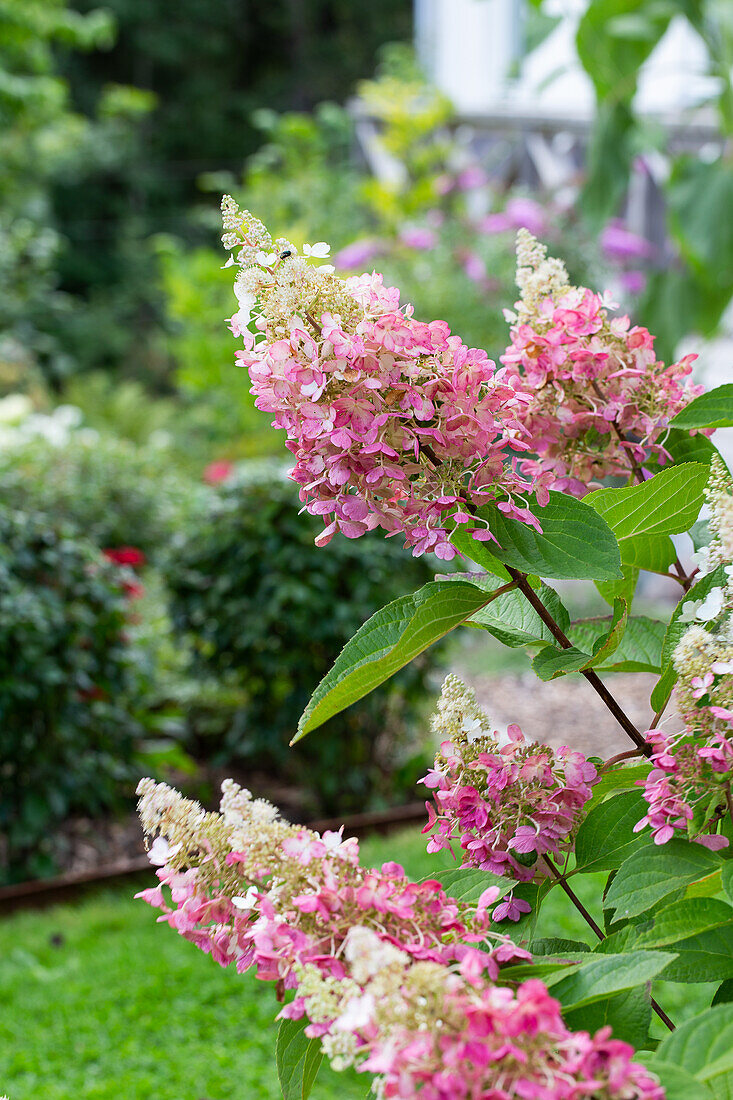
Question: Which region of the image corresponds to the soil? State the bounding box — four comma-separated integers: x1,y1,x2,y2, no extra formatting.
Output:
460,669,671,759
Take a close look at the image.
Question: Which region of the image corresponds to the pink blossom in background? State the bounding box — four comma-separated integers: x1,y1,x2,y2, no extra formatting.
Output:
455,165,488,191
461,250,488,284
479,211,513,234
601,220,654,263
331,238,384,270
479,197,549,238
203,460,234,485
619,269,648,296
398,225,437,251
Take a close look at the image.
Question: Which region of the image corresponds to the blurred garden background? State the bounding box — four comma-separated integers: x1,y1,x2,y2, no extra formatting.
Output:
1,0,732,1093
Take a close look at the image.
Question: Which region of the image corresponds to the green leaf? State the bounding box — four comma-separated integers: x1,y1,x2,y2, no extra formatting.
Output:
619,533,677,574
594,924,641,954
685,870,723,901
657,1004,733,1098
690,519,712,552
424,867,516,904
532,644,592,681
530,937,591,955
451,526,510,580
589,763,651,802
671,385,733,432
473,491,622,581
650,663,676,713
446,572,571,648
638,1060,714,1100
587,463,709,544
575,790,649,873
276,1017,323,1100
595,562,639,608
532,599,628,679
657,427,721,468
605,840,724,920
668,157,733,288
569,615,666,672
661,564,729,672
658,924,733,983
580,99,636,227
500,958,588,983
293,580,493,740
544,950,676,1010
564,986,651,1049
722,863,733,905
713,979,733,1007
635,898,733,948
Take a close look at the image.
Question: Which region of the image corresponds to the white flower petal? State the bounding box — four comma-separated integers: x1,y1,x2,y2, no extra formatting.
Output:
232,886,260,910
304,242,331,258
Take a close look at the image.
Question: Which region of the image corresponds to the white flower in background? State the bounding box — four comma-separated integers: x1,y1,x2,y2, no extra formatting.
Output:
302,241,330,259
318,264,336,274
148,429,173,450
0,393,32,424
76,428,100,446
53,405,84,429
255,250,277,266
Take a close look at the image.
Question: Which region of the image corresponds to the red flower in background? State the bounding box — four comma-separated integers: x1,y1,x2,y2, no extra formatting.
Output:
203,460,234,485
104,546,146,567
121,578,145,600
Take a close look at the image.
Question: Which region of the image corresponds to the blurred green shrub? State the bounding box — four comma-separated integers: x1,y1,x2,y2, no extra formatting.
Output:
166,464,445,816
0,432,205,559
0,509,139,882
157,239,278,458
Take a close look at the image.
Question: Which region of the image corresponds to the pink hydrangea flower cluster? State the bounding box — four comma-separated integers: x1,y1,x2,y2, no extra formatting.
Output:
221,199,546,560
421,676,598,889
500,231,701,496
136,777,525,990
636,611,733,849
136,777,662,1100
634,722,733,849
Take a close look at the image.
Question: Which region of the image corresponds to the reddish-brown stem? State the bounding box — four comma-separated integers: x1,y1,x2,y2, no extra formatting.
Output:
504,566,650,755
418,442,650,754
601,748,644,771
542,856,675,1031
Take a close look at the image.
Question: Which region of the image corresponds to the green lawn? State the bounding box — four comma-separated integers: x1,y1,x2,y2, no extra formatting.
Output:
0,828,714,1099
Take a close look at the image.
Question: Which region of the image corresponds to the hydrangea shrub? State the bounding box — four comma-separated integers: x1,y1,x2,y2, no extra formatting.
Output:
134,202,733,1099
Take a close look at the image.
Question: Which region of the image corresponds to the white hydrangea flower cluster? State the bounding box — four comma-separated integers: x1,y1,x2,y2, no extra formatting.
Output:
220,196,355,342
505,228,571,322
681,456,733,638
